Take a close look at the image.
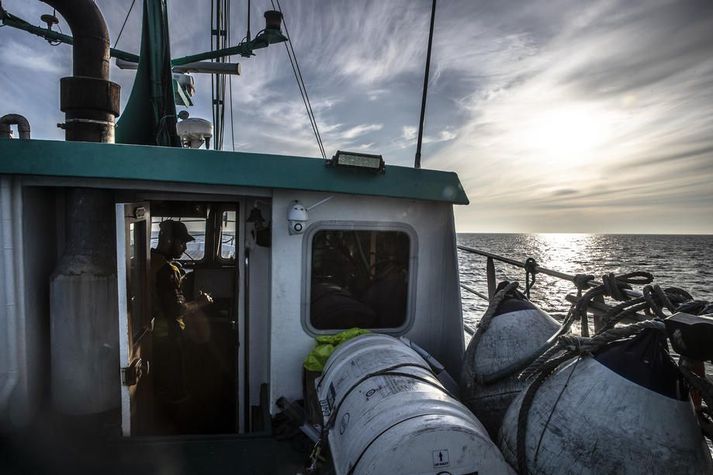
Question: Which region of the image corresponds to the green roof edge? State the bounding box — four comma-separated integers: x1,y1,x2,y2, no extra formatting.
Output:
0,139,469,205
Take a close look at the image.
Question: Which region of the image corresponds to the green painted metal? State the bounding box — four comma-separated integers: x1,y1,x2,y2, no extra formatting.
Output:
0,7,139,62
173,78,193,107
116,0,180,147
0,139,469,204
171,28,287,66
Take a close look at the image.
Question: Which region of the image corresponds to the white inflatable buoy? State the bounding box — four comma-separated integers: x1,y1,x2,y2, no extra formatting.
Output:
317,333,515,475
461,283,560,437
499,329,713,474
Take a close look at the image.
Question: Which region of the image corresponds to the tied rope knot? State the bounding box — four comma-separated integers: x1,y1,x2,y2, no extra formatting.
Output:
572,274,595,294
602,271,654,301
642,284,677,318
558,334,588,354
559,271,655,337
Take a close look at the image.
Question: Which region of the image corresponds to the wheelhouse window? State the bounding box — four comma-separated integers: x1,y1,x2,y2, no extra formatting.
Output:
219,209,237,260
309,229,411,330
150,203,208,262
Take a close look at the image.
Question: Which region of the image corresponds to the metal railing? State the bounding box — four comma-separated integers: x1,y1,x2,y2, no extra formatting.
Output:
457,244,644,336
458,244,642,298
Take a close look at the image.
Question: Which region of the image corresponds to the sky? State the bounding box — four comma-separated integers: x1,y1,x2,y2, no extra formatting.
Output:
1,0,712,234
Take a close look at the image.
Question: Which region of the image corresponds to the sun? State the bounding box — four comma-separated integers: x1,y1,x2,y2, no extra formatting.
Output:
520,105,612,167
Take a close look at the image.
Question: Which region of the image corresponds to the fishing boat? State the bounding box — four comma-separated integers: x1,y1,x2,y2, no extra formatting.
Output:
1,1,712,474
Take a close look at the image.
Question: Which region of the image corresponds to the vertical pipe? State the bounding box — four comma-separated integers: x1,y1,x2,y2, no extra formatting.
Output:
0,178,19,419
40,0,121,418
41,0,120,143
243,247,251,431
0,177,30,430
414,0,437,169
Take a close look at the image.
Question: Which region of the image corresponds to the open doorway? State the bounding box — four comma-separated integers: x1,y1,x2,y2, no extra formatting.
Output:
117,201,240,436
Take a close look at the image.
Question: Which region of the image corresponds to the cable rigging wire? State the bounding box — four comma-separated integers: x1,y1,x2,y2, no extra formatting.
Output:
226,0,235,151
211,0,230,150
113,0,137,49
271,0,327,159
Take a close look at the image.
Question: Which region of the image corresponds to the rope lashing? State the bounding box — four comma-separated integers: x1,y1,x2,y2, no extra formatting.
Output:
515,352,572,475
515,320,666,475
462,281,520,385
679,366,713,442
524,258,538,299
572,273,594,336
519,320,666,381
643,284,675,318
572,274,595,296
597,285,692,332
665,287,694,304
561,272,655,336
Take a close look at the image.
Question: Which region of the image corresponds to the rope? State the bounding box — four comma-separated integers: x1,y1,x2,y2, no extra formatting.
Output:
558,272,654,337
524,257,538,299
462,282,520,385
515,320,665,474
516,352,573,474
678,366,713,442
520,320,666,381
511,268,712,472
311,362,445,471
596,284,691,332
532,358,581,467
572,274,594,337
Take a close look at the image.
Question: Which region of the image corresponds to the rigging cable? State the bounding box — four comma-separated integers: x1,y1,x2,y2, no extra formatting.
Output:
211,0,230,150
227,0,235,150
113,0,137,49
272,0,326,159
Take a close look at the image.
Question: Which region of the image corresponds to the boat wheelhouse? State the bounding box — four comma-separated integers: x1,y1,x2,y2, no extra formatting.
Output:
0,137,469,440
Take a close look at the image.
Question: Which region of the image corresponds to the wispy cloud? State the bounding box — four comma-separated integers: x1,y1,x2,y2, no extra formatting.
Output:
0,0,711,233
340,123,383,140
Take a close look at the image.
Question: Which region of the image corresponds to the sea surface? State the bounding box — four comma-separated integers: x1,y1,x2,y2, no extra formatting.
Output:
457,233,713,330
458,233,713,456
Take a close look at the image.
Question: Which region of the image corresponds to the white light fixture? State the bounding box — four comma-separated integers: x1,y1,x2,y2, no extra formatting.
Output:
328,150,385,173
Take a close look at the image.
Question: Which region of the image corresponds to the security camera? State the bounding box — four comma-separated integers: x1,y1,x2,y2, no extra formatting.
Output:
287,201,308,235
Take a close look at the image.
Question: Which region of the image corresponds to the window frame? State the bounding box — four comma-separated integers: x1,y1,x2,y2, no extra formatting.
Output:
150,215,209,265
216,205,238,264
301,221,418,336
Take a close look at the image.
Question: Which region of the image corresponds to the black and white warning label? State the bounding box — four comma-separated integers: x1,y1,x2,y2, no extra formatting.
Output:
433,449,450,467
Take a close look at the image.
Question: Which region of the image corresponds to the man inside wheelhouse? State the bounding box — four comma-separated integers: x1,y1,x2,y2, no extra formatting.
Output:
150,220,213,433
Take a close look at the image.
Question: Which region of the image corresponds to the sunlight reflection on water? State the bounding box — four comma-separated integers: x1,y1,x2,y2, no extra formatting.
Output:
458,233,713,456
458,233,713,330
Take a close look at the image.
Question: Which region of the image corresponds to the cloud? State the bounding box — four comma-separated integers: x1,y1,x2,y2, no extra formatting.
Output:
1,0,711,233
340,123,383,140
552,189,578,197
402,126,417,141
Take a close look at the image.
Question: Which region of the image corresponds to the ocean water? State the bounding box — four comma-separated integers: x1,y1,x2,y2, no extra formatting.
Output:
458,233,713,456
457,233,713,329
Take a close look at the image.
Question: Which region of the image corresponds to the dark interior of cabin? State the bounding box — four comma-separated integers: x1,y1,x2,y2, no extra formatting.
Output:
135,200,240,435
